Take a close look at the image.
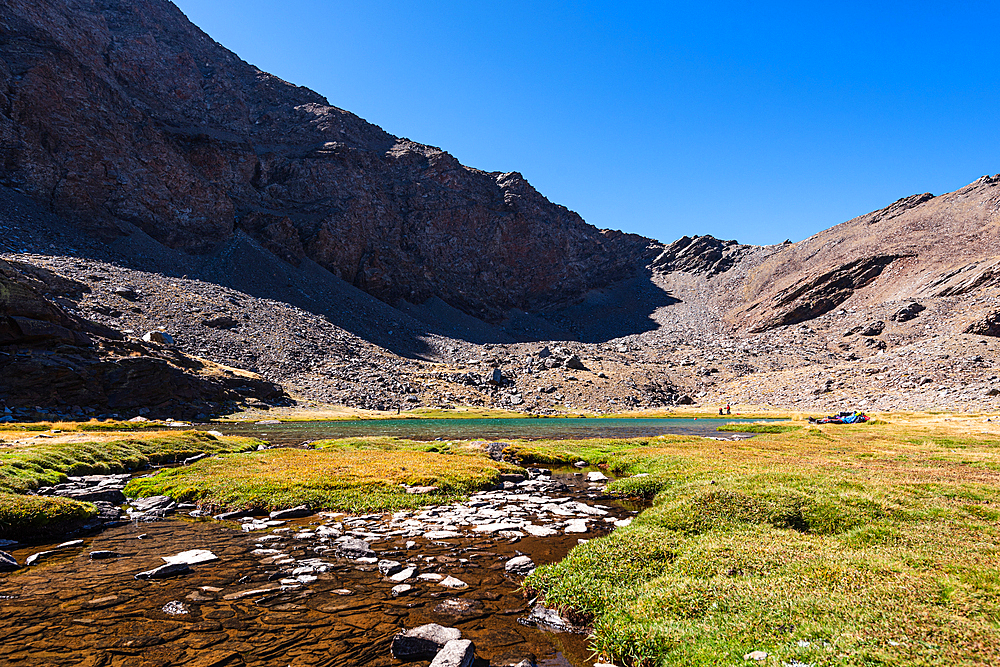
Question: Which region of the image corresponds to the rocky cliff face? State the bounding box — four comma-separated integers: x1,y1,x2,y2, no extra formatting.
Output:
0,0,654,320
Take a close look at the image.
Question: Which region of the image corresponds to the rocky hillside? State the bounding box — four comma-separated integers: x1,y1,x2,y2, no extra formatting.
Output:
0,255,284,420
0,0,654,321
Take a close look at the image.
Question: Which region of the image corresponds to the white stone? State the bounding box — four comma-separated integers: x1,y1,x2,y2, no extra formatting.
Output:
162,549,218,565
439,576,468,589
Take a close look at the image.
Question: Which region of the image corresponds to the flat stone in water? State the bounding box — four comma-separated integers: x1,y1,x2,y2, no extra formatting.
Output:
434,598,485,618
439,576,468,589
89,550,122,560
135,563,191,580
430,638,476,667
162,549,218,565
162,601,189,615
391,566,417,582
0,550,19,571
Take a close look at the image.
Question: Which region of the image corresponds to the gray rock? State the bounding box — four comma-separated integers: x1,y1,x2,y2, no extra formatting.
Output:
429,639,476,667
391,623,462,660
59,487,126,504
0,550,18,572
335,538,374,559
564,354,587,370
202,315,239,329
490,368,506,385
141,330,174,345
378,559,403,576
391,584,413,597
213,509,255,521
130,495,176,512
504,555,535,576
25,539,84,566
586,471,609,482
89,550,122,560
134,562,191,579
269,505,312,520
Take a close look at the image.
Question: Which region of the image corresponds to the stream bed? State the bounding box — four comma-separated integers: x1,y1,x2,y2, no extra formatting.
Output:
0,469,643,667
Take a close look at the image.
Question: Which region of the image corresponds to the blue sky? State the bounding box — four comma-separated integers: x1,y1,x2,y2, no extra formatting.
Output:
173,1,999,246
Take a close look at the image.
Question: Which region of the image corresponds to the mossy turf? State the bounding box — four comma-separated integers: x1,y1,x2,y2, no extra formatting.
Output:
0,492,98,538
0,432,260,493
123,447,524,514
524,421,1000,666
0,432,260,539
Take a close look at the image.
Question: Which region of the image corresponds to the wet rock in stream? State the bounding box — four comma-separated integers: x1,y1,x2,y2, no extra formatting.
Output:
391,623,463,660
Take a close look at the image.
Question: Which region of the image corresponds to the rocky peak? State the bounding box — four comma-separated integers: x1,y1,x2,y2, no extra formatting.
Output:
650,235,751,277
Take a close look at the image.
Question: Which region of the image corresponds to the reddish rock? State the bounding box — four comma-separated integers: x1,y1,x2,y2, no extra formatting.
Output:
0,0,654,320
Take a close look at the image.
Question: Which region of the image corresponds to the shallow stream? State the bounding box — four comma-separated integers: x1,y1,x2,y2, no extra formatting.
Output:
1,470,644,667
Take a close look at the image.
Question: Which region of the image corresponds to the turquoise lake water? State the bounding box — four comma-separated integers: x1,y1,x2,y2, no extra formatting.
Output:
204,417,771,444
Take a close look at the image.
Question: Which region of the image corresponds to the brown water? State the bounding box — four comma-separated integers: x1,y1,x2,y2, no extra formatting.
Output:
0,472,640,667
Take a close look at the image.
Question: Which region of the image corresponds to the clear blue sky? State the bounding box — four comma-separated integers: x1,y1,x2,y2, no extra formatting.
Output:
173,1,999,246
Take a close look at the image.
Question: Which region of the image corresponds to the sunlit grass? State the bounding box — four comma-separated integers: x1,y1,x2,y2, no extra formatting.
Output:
124,448,524,514
525,420,1000,666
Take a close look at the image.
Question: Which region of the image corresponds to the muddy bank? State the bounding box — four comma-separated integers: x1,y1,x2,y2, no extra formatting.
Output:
0,470,641,666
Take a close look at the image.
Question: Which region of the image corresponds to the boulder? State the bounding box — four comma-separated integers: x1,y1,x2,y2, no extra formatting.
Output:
564,354,587,370
586,471,609,482
391,584,413,597
429,639,476,667
141,331,174,345
390,624,462,660
130,496,175,512
0,550,18,572
378,559,403,576
269,505,312,520
891,302,925,322
135,563,191,579
504,555,535,576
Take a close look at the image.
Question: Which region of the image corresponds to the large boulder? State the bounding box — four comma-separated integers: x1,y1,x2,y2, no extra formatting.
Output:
390,624,462,661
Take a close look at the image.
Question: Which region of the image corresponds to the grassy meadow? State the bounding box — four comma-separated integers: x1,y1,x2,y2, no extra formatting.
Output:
521,417,1000,666
123,446,524,513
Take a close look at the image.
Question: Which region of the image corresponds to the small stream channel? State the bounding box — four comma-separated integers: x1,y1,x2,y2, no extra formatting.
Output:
1,468,646,667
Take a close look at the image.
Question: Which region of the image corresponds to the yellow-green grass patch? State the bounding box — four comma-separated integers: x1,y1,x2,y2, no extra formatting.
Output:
123,448,523,514
525,420,1000,666
0,492,97,539
0,432,261,493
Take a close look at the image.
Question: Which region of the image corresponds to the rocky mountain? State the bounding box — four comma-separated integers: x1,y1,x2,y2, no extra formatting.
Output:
0,0,654,321
0,0,998,419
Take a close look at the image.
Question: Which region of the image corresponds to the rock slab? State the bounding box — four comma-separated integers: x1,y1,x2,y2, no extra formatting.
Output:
391,624,462,661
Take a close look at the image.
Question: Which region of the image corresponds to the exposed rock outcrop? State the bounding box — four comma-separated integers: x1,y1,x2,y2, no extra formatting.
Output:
650,235,751,277
0,258,284,416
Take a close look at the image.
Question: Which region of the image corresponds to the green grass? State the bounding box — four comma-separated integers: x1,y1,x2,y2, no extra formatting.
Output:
123,448,524,514
524,422,1000,666
0,432,260,493
0,492,98,538
716,422,804,433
